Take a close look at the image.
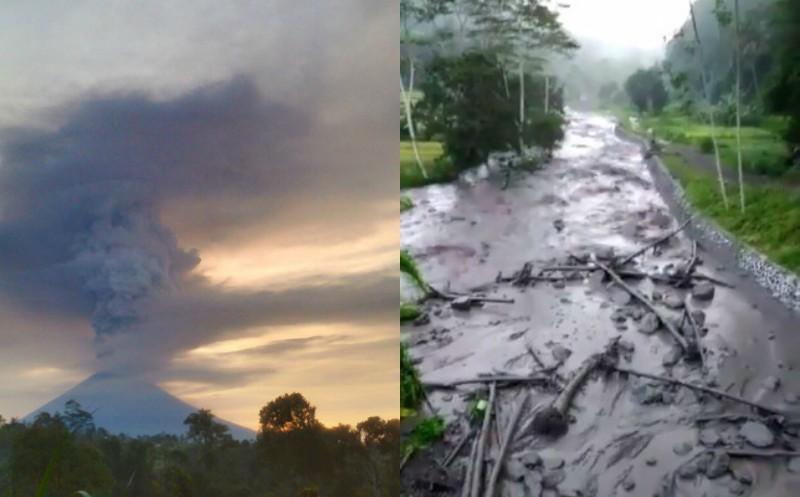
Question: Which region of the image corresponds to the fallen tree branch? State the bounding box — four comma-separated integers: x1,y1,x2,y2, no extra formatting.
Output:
693,272,735,288
525,345,546,370
618,216,694,266
683,306,706,367
461,426,480,497
484,395,529,497
470,382,496,497
443,426,476,468
592,259,690,351
423,374,551,389
532,353,603,437
724,449,800,458
610,365,789,417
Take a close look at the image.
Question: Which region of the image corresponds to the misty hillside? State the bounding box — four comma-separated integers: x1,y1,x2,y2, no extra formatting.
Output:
23,372,256,440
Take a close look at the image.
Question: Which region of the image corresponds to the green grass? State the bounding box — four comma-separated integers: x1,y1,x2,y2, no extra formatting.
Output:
401,342,424,410
662,152,800,272
400,250,427,293
400,141,456,188
400,302,421,322
400,195,413,212
616,107,789,177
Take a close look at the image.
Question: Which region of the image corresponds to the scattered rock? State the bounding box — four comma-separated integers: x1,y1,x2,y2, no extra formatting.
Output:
645,457,657,466
739,421,774,448
729,480,745,495
520,452,541,468
632,384,662,405
504,459,527,482
442,394,453,402
508,330,527,341
593,246,616,261
451,296,472,311
788,457,800,474
704,452,729,479
523,474,543,496
611,289,633,306
690,310,706,327
621,475,636,491
542,456,565,470
673,442,693,456
652,290,663,302
541,469,566,489
692,282,715,301
662,293,684,309
553,219,565,232
732,465,753,484
676,460,699,480
611,309,627,323
785,393,799,405
552,280,566,289
662,347,682,367
638,313,661,335
551,346,572,364
699,428,721,447
763,375,781,391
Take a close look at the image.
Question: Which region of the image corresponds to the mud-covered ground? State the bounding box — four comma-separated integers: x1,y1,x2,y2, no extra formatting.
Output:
400,113,800,497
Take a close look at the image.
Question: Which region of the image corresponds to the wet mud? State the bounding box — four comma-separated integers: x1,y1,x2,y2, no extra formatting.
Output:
401,113,800,497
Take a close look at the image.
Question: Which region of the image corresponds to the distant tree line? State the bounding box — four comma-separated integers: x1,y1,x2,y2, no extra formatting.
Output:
0,393,398,497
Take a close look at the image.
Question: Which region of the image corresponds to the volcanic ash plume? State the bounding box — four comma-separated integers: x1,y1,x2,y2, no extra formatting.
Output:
0,76,308,358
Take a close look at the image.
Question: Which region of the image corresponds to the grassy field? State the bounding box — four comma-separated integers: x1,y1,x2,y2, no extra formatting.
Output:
611,106,789,177
400,140,454,188
661,151,800,272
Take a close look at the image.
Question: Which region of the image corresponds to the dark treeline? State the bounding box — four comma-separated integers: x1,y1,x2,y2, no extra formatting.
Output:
0,393,398,497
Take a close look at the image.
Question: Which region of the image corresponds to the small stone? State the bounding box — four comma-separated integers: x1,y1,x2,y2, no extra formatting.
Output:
504,459,527,482
699,428,721,447
673,441,693,456
611,309,627,323
413,313,430,326
763,375,781,391
541,469,566,489
451,296,472,311
629,307,645,321
520,451,541,468
662,293,684,309
677,461,698,480
622,476,636,491
442,394,453,402
732,465,753,484
662,347,682,367
729,480,745,495
553,219,565,232
788,457,800,473
638,313,660,335
704,452,729,479
645,457,657,466
542,456,565,470
611,289,633,306
652,290,663,302
785,393,799,405
551,346,572,363
691,282,715,301
552,280,566,289
768,332,776,341
523,475,543,496
739,421,774,448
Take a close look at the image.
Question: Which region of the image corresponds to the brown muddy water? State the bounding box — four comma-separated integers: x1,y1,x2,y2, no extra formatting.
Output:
401,112,800,497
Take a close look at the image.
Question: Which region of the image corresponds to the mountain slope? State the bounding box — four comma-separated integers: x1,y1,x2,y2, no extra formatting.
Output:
23,373,256,440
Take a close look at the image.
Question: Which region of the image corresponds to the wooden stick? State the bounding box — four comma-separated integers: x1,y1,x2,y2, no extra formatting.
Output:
725,449,800,458
423,375,551,389
677,240,698,287
619,216,694,266
484,395,529,497
610,365,788,417
444,426,476,468
470,382,496,497
461,428,480,497
525,345,546,370
592,260,690,351
532,354,602,437
683,306,706,368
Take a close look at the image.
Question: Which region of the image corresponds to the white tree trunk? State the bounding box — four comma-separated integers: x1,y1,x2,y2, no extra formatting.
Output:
400,59,428,179
689,1,730,210
734,0,745,212
519,58,525,152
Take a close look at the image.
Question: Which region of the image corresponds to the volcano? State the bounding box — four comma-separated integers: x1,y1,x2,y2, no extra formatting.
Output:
23,373,256,440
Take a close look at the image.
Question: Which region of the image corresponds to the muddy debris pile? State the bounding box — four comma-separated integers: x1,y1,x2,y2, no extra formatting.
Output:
404,218,800,497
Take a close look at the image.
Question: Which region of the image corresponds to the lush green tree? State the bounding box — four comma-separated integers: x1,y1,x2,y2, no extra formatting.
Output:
623,66,669,114
765,0,800,158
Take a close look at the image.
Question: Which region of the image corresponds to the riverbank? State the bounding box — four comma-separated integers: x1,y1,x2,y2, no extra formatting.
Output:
616,124,800,311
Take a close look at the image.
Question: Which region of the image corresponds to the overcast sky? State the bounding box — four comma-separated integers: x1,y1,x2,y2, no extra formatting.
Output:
0,1,398,430
558,0,690,53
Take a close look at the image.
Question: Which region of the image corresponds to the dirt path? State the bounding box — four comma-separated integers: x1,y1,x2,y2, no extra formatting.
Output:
401,112,800,497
